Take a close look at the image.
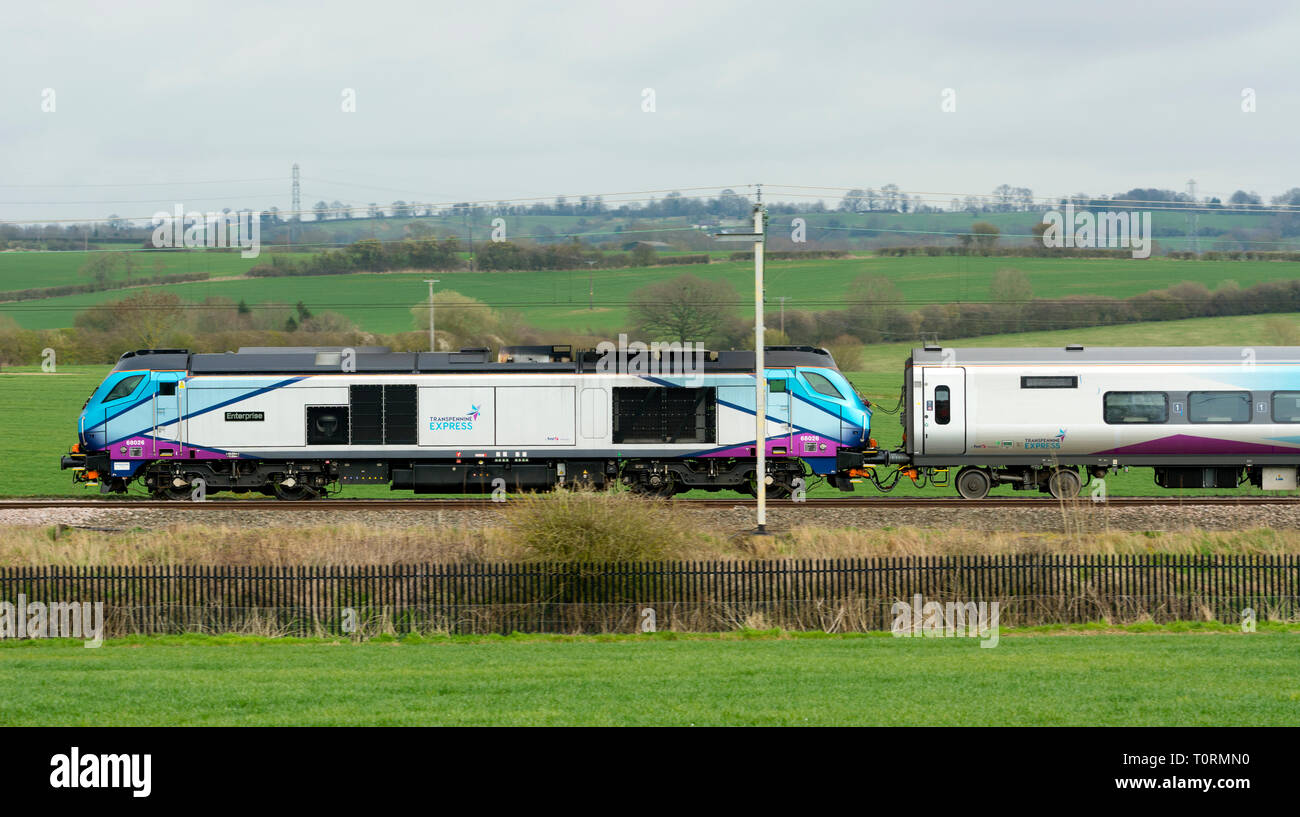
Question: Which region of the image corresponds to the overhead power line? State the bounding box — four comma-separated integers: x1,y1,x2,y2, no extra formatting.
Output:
0,177,288,189
767,184,1300,215
3,178,1299,226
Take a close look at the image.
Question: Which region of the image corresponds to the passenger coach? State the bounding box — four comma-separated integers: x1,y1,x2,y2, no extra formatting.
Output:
902,346,1300,498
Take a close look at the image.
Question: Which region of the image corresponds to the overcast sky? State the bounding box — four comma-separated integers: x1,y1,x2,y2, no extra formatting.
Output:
2,0,1297,223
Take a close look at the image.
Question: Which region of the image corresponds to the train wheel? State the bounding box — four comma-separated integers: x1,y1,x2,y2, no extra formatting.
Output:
273,482,319,501
629,474,675,498
154,484,193,501
153,473,199,501
742,475,792,499
1048,468,1081,499
631,482,675,498
955,467,992,500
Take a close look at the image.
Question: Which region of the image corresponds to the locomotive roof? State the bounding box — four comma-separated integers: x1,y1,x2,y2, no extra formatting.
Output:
110,346,840,375
910,346,1300,364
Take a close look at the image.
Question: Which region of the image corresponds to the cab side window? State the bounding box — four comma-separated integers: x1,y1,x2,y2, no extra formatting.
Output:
102,374,144,402
803,371,844,399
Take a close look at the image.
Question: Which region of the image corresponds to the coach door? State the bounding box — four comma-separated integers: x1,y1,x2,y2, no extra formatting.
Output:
152,378,182,456
921,367,965,455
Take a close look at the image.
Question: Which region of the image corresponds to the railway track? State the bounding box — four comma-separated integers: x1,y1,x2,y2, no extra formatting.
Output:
2,496,1298,511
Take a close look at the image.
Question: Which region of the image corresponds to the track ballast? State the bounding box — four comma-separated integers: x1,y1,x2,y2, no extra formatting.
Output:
1,496,1297,511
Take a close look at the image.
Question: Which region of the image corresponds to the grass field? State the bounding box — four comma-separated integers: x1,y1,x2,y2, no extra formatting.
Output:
0,249,317,293
1,629,1296,726
8,310,1300,498
264,209,1299,252
5,253,1300,335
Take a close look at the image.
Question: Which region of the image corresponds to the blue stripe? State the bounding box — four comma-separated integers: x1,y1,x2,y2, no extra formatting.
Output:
88,393,155,432
107,377,304,446
715,397,819,435
790,391,847,424
645,372,850,427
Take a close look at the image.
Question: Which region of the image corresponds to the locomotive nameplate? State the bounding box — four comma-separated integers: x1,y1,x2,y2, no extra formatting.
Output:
224,411,265,422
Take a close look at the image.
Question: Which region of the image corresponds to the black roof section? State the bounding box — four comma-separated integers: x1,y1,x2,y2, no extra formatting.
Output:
111,345,840,375
110,349,191,373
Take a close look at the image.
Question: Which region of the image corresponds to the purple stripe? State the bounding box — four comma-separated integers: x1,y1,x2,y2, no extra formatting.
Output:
1095,434,1300,456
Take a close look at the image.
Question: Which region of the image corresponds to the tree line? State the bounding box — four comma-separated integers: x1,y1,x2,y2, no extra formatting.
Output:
246,236,710,277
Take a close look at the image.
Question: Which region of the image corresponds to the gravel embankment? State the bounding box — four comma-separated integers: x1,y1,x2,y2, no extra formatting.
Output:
1,502,1297,532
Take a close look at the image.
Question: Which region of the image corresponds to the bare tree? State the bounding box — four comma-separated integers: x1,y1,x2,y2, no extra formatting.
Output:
844,275,903,343
970,221,1000,251
630,274,740,344
81,253,115,290
990,267,1032,332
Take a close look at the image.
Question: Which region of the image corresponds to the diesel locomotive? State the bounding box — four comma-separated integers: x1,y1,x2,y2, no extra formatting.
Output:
60,344,874,499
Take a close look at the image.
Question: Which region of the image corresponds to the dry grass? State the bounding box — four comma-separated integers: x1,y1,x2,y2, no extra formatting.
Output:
0,522,512,567
3,515,1300,568
755,525,1300,559
506,490,702,562
2,488,1297,567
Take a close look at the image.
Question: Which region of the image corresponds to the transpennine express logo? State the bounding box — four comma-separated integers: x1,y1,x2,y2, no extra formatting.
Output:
1024,428,1067,449
429,406,480,432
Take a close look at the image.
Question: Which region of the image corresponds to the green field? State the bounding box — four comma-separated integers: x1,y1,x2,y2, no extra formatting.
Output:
0,249,317,293
1,630,1295,726
4,253,1300,335
794,208,1297,251
7,309,1300,498
282,209,1300,253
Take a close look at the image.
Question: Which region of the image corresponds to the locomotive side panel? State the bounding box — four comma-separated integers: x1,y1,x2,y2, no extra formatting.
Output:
578,387,608,440
186,381,350,449
497,386,576,446
418,385,496,447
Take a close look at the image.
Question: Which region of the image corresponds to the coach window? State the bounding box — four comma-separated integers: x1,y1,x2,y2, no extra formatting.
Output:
1188,391,1251,424
102,374,144,402
934,386,951,425
803,371,844,399
1273,392,1300,423
1103,392,1167,424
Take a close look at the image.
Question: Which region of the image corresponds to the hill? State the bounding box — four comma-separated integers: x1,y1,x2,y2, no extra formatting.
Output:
4,253,1300,337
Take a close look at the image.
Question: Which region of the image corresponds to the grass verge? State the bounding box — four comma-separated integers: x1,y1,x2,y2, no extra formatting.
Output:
1,628,1297,725
6,516,1300,567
